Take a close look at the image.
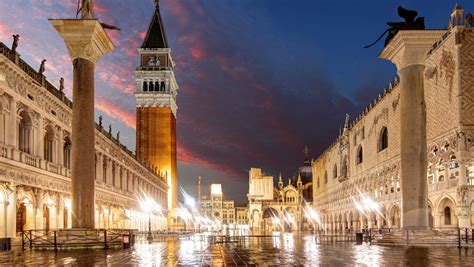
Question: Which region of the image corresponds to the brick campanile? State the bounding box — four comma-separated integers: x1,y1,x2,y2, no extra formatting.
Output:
135,1,178,212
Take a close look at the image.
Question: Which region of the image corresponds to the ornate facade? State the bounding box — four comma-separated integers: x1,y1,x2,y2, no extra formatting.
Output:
312,7,474,234
199,184,236,226
0,40,168,238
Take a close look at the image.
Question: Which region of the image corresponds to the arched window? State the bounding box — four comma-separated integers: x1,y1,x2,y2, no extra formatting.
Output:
143,81,148,92
341,158,348,177
18,111,32,154
44,125,54,162
317,177,320,188
356,145,363,165
154,81,160,92
63,136,71,168
324,171,328,184
379,127,388,151
148,81,154,91
160,81,166,92
333,164,338,179
103,158,108,183
438,175,445,182
444,207,451,225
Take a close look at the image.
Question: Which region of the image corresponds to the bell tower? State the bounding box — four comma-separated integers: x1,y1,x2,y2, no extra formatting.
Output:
135,0,178,211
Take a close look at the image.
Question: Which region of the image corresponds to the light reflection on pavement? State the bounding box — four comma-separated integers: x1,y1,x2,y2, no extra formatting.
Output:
1,232,473,266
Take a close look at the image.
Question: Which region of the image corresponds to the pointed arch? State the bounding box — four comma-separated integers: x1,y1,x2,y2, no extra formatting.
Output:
378,126,388,151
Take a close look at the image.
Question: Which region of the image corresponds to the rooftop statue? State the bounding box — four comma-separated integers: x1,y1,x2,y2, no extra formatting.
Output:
39,59,46,75
364,6,425,48
11,34,19,53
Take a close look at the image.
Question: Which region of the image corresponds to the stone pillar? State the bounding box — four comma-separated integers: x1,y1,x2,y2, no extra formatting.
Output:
5,188,16,237
50,19,114,228
35,115,43,158
96,154,103,183
380,30,443,230
35,189,43,230
57,128,63,166
5,98,17,148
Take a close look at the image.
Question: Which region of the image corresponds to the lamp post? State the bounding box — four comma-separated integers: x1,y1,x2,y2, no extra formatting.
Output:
139,195,161,243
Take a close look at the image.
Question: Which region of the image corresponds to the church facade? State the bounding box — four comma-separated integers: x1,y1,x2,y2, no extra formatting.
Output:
312,6,474,233
247,161,313,232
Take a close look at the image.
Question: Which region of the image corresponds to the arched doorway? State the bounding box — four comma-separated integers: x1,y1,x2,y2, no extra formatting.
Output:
283,208,297,232
390,205,400,229
437,197,456,227
16,203,26,233
262,208,280,233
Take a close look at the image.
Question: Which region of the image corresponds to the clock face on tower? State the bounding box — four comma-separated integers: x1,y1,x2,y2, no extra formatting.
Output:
142,54,166,67
147,55,160,66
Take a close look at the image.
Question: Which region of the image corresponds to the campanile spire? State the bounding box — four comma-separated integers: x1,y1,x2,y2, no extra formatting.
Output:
135,0,179,211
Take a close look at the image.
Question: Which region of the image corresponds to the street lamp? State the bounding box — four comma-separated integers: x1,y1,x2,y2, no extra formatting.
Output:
139,195,161,243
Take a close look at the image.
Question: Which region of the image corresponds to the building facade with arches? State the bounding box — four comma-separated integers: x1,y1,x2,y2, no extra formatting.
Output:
0,42,168,238
247,166,313,233
312,10,474,234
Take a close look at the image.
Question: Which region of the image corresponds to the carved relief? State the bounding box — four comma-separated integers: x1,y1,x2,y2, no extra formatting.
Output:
439,49,456,96
392,93,400,110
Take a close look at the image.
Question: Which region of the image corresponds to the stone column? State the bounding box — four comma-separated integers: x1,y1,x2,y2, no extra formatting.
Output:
35,189,44,230
6,98,16,148
35,115,43,158
50,19,114,228
380,30,443,230
57,128,63,166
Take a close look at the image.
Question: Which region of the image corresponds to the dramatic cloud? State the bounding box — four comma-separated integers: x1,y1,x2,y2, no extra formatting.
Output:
2,0,468,202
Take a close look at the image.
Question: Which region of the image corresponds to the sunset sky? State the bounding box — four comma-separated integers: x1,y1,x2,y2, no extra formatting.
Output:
1,0,471,204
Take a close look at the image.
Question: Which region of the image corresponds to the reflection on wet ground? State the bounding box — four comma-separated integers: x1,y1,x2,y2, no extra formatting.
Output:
1,233,474,266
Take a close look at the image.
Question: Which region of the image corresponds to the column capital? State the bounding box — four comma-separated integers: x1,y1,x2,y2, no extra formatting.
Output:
49,19,115,63
380,30,445,69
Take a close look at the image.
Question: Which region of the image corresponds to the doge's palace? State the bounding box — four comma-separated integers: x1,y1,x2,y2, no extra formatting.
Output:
0,41,168,238
312,6,474,234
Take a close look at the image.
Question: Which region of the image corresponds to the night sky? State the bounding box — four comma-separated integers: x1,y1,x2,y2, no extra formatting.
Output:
1,0,472,204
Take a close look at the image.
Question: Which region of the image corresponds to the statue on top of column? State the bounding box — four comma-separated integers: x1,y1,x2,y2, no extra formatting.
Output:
364,6,425,48
76,0,121,31
77,0,94,19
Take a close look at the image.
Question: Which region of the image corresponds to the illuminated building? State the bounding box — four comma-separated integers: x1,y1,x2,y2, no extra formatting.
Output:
312,6,474,233
135,0,179,213
199,183,236,226
0,41,168,238
248,153,314,232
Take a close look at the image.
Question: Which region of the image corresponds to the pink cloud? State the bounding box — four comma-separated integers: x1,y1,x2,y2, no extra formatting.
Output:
190,47,205,60
96,97,136,129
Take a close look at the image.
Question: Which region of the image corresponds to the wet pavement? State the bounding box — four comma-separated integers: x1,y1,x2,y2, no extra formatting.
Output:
1,233,474,266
